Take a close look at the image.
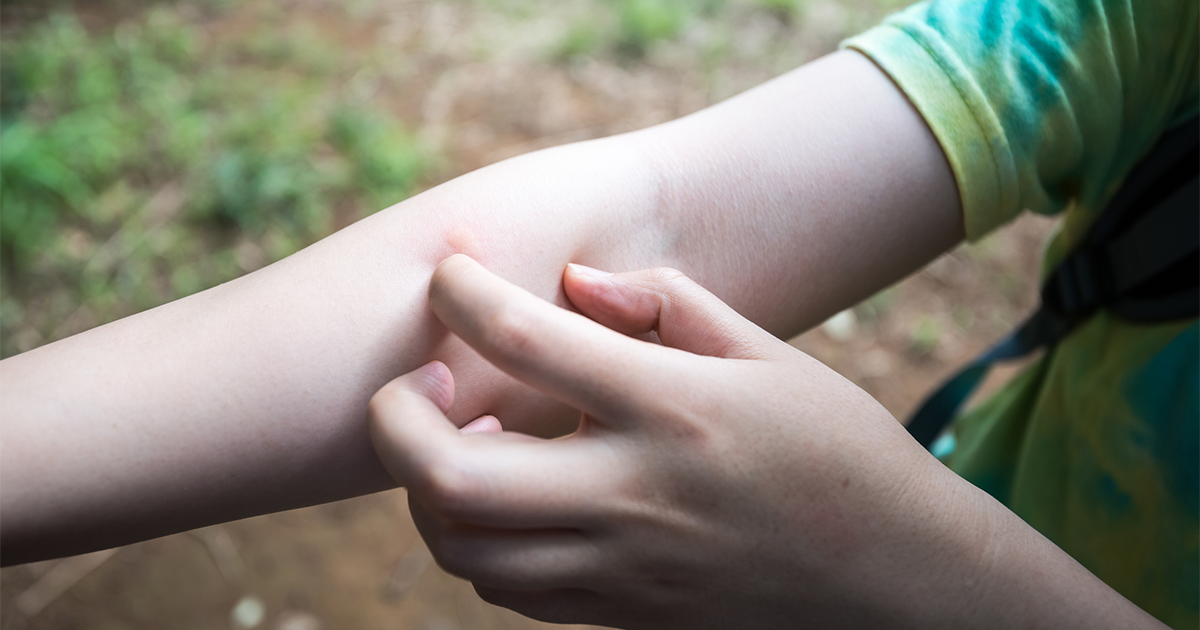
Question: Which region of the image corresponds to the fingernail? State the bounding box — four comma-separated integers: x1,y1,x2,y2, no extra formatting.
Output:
567,263,613,278
460,415,503,435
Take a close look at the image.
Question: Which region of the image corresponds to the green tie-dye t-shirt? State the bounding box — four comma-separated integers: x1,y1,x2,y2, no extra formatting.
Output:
844,0,1198,627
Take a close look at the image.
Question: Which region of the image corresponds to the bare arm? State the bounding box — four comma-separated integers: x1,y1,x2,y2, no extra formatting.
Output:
0,50,962,565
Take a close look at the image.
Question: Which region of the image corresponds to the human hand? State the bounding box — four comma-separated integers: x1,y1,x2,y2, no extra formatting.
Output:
368,255,1163,629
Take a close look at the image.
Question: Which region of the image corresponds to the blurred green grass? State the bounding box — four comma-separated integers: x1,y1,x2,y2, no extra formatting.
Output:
0,5,429,357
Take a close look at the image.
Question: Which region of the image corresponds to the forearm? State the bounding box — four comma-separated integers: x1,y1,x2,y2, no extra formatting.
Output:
890,464,1167,628
0,136,668,564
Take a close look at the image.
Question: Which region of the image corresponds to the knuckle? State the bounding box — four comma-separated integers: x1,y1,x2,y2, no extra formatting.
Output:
421,460,486,519
647,266,691,289
646,267,705,303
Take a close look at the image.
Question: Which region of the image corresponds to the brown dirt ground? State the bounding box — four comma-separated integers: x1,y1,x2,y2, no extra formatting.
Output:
1,1,1059,628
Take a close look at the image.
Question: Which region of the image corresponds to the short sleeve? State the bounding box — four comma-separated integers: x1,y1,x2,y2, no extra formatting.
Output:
843,0,1199,241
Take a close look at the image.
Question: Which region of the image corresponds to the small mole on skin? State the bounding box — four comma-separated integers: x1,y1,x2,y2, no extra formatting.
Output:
841,477,850,488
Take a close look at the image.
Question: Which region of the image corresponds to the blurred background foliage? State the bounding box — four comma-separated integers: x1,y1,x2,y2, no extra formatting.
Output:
1,2,428,357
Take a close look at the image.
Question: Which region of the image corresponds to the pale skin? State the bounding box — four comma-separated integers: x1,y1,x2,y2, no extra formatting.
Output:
0,50,960,564
368,255,1165,629
0,44,1165,627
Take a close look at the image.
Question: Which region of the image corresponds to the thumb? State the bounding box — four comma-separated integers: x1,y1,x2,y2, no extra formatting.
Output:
562,264,770,359
367,361,460,487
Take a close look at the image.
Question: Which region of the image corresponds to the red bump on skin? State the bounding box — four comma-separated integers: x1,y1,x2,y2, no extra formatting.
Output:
443,228,482,263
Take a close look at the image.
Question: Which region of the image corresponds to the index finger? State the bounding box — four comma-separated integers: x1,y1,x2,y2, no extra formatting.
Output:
430,254,673,423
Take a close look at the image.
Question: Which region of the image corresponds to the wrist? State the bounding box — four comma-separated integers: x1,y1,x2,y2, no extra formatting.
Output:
873,462,1165,629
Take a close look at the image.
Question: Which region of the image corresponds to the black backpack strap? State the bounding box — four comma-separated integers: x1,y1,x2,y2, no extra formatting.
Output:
1109,178,1198,292
906,117,1200,450
905,308,1065,449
